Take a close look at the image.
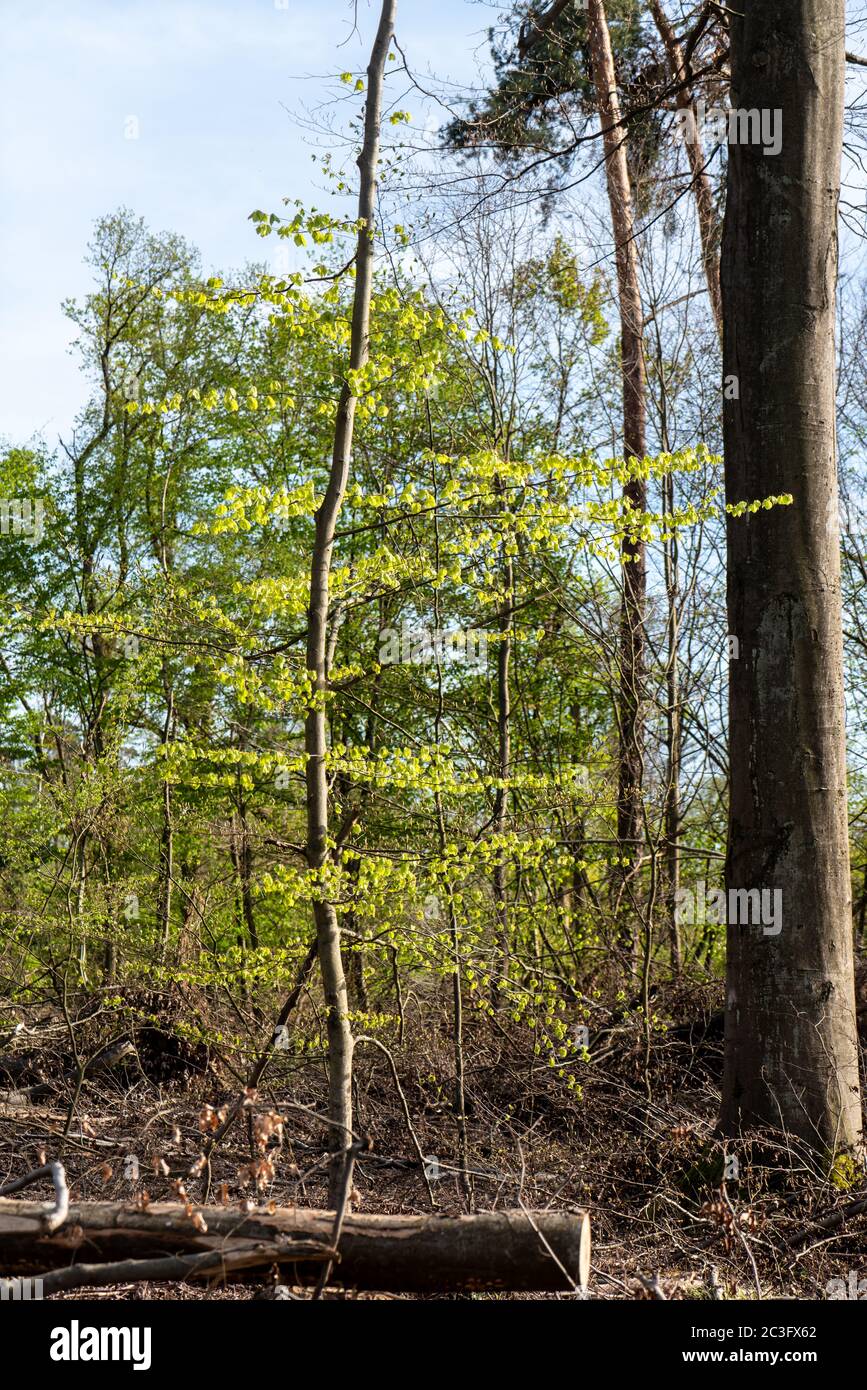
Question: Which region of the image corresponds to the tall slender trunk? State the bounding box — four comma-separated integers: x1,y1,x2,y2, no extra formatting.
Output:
662,468,682,972
229,775,258,953
649,0,722,338
430,454,472,1207
720,0,862,1152
492,507,513,993
75,832,89,984
587,0,648,938
304,0,396,1206
157,682,174,960
654,327,683,972
344,852,368,1012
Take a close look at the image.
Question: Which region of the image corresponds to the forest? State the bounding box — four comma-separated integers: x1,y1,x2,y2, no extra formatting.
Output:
2,0,867,1344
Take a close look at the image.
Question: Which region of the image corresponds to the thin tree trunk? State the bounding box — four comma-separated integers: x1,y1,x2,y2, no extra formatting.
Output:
720,0,862,1152
649,0,722,338
492,531,513,993
587,0,648,945
654,335,683,973
229,780,258,953
344,851,368,1012
74,833,88,984
430,462,472,1208
157,683,174,960
663,468,682,972
304,0,396,1206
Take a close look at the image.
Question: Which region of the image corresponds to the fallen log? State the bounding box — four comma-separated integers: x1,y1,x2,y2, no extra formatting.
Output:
0,1039,136,1104
0,1199,590,1293
787,1192,867,1247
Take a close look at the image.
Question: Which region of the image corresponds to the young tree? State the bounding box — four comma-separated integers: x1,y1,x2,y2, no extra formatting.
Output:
303,0,397,1205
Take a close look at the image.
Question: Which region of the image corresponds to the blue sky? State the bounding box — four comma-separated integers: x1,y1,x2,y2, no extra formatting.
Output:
7,1,867,450
0,0,491,443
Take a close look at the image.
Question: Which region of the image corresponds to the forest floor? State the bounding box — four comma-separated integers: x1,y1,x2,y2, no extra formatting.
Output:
1,976,865,1301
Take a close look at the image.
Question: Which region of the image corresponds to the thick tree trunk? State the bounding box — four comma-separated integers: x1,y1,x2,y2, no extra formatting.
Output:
0,1200,590,1294
304,0,396,1205
720,0,862,1152
587,0,648,922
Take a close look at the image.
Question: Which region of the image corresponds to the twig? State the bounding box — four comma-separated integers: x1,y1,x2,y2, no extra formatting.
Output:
636,1271,668,1299
39,1238,332,1296
355,1035,436,1208
517,1198,583,1295
788,1192,867,1247
201,938,318,1199
24,1038,135,1102
0,1160,70,1233
310,1140,363,1300
720,1184,761,1298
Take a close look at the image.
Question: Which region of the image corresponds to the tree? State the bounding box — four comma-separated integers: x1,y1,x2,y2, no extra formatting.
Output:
720,0,863,1153
442,1,729,951
303,0,397,1205
585,0,648,926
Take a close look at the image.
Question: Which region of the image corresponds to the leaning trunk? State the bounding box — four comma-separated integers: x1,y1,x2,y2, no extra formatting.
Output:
649,0,722,338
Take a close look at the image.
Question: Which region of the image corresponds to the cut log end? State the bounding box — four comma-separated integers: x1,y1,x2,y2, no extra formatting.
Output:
577,1208,591,1291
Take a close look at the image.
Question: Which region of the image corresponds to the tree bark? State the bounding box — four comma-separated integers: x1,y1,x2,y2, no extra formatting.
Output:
586,0,647,906
0,1200,590,1294
304,0,396,1206
587,0,648,924
720,0,863,1152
